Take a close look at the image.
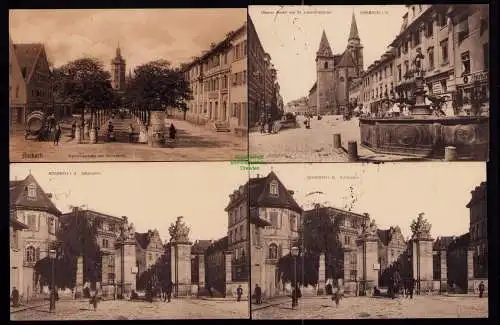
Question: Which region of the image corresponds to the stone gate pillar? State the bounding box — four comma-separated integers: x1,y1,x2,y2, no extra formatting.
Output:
197,254,206,295
168,216,193,297
317,252,326,295
356,220,379,296
75,256,84,298
411,239,434,293
224,251,233,297
467,248,475,293
440,250,447,292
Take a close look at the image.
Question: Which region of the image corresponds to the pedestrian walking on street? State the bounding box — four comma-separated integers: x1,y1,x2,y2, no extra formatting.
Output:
54,124,62,145
409,277,415,299
49,288,57,312
254,284,262,305
90,291,99,311
128,124,134,143
169,123,177,140
11,286,20,307
478,281,485,298
259,113,265,134
236,285,243,302
291,284,301,309
331,284,341,307
166,280,173,303
71,121,76,139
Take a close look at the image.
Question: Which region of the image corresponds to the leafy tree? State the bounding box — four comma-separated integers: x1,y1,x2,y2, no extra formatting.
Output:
125,59,193,121
277,252,318,287
34,213,102,289
52,58,116,125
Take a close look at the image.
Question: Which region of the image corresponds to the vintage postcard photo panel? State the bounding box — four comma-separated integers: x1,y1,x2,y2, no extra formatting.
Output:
9,163,250,320
249,162,488,319
9,8,248,162
248,5,490,163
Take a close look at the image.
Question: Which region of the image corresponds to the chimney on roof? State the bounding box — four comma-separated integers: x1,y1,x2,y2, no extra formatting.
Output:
256,174,260,178
288,190,294,196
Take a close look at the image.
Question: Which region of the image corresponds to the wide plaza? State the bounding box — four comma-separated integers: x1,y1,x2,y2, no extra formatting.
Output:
252,294,488,319
11,297,249,320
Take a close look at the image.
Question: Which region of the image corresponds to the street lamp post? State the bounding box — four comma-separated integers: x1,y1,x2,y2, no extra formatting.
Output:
49,249,56,312
291,246,299,310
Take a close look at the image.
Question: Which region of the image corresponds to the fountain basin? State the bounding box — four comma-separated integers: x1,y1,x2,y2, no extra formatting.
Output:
359,116,489,160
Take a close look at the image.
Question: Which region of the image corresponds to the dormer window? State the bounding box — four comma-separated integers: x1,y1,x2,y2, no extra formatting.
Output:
269,181,279,196
27,184,37,199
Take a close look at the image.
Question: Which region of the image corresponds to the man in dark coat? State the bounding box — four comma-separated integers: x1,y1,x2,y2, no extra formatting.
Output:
166,280,173,302
11,287,20,307
254,284,262,305
169,123,177,140
478,281,485,298
49,288,57,312
409,277,415,299
54,124,62,145
236,285,243,302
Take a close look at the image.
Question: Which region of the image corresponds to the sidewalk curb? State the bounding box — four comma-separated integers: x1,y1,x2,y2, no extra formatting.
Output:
10,302,49,314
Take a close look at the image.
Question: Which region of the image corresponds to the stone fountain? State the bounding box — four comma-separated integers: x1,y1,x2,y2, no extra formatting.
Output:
359,49,488,160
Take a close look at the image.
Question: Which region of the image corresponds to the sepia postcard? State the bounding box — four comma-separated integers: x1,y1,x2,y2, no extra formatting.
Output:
9,163,250,320
9,8,248,162
248,4,490,163
248,162,488,319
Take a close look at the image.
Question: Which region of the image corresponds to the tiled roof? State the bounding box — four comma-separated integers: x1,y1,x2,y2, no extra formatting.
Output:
448,233,470,250
191,240,213,254
12,43,43,83
433,236,455,251
316,30,333,57
206,236,229,253
337,50,356,68
135,232,150,249
10,174,61,215
250,171,303,213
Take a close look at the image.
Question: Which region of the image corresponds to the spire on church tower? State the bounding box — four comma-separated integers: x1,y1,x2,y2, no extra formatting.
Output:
316,30,333,57
116,41,122,58
348,12,360,41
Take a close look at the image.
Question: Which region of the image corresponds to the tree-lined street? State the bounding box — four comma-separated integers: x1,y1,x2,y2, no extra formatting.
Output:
12,298,249,320
252,295,488,319
11,116,246,161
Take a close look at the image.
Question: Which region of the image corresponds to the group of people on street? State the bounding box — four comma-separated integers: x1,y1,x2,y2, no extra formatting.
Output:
258,113,281,134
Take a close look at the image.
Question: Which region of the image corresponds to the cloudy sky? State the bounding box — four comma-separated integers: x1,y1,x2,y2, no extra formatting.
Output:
9,8,246,70
250,162,486,240
249,5,407,104
10,163,248,243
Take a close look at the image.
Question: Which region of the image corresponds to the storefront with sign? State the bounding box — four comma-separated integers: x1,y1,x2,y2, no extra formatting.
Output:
454,70,489,116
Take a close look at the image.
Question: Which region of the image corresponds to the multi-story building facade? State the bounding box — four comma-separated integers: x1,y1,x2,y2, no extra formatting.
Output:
309,13,364,115
353,4,489,117
248,15,281,125
9,174,61,297
377,226,407,285
303,206,370,282
60,208,127,289
359,48,397,115
9,39,53,131
180,22,247,135
204,236,228,294
10,214,29,295
135,229,164,276
466,181,487,278
248,171,303,298
285,97,309,115
111,44,126,92
225,184,249,281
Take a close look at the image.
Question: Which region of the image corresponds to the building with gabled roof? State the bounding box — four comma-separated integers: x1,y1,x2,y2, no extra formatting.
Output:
9,173,61,297
135,229,164,276
9,39,53,131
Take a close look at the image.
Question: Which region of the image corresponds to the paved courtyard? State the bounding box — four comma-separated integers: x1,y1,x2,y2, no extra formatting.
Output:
11,298,249,320
249,115,424,162
251,295,488,319
10,116,246,162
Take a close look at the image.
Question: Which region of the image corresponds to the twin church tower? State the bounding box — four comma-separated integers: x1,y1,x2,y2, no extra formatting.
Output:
312,12,364,115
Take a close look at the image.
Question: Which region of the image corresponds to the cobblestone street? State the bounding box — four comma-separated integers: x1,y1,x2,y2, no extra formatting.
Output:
249,115,423,162
10,117,246,162
11,298,249,320
251,295,488,319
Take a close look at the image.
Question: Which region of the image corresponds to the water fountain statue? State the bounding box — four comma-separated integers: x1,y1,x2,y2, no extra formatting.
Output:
359,48,488,160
